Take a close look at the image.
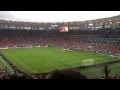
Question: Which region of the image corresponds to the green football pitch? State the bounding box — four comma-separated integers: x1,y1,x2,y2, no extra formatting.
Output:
0,47,119,74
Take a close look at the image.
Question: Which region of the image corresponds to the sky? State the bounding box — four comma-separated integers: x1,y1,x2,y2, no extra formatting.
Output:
0,11,120,22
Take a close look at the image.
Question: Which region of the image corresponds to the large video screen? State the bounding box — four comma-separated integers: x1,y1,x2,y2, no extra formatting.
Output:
59,26,69,32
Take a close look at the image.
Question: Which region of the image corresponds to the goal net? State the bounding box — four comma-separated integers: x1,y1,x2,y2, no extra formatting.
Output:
82,59,94,66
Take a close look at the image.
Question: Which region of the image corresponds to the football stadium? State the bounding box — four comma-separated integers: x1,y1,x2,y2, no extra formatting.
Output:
0,11,120,79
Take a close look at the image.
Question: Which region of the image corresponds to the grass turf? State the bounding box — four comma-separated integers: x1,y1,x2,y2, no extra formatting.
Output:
0,47,119,74
0,55,14,73
80,62,120,78
0,56,5,68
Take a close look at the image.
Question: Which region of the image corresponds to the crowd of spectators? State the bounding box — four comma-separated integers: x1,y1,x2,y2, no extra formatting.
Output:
0,29,119,51
92,42,120,55
0,29,120,55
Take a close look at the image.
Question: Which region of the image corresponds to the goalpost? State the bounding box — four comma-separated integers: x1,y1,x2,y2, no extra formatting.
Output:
82,59,94,66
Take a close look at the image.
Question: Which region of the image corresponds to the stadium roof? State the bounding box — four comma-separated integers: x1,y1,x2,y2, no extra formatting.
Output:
0,11,120,23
